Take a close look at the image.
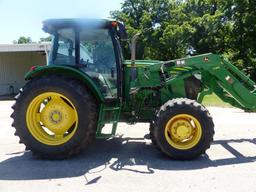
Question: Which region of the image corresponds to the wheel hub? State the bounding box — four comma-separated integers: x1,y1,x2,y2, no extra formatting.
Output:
40,97,76,135
50,110,62,124
171,120,192,140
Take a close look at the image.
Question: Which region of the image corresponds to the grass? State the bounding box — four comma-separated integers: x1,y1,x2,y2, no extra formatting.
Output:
201,93,232,107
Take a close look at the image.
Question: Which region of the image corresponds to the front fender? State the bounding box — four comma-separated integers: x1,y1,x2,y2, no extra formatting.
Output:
25,65,104,102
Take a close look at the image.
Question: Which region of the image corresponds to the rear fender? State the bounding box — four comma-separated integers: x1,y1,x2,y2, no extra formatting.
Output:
25,65,104,102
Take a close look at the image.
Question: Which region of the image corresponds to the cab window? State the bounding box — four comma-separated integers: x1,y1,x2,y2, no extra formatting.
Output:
49,27,118,98
79,29,117,98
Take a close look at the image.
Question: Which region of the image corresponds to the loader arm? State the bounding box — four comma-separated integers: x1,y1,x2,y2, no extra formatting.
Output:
166,53,256,111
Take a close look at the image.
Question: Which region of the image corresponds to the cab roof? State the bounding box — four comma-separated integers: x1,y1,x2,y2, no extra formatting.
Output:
42,18,118,34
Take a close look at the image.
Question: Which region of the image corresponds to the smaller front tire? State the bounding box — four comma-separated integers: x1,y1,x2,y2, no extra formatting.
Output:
151,98,214,160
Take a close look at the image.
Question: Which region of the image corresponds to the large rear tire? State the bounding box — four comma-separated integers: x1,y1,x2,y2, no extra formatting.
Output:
11,75,98,159
151,98,214,160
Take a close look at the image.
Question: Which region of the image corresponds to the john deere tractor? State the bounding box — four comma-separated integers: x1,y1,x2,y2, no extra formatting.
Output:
11,19,256,160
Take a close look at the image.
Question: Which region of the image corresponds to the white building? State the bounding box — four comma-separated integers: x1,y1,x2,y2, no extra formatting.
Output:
0,43,50,95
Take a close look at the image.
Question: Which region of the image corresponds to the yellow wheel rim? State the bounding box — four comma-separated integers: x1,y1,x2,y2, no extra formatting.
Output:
26,92,78,146
164,114,202,150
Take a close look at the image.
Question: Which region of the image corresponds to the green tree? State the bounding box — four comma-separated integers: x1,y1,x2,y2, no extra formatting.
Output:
225,0,256,77
39,36,52,43
16,36,32,44
111,0,256,79
111,0,192,60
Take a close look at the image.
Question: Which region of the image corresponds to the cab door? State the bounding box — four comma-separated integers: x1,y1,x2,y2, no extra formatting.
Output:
78,28,119,99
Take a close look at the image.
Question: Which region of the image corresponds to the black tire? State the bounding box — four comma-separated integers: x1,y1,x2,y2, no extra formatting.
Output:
11,75,98,159
152,98,214,160
149,122,159,149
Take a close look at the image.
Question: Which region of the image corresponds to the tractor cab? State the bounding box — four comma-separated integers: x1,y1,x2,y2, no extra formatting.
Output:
43,19,127,99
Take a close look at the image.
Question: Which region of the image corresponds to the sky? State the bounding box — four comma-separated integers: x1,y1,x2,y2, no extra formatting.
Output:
0,0,123,44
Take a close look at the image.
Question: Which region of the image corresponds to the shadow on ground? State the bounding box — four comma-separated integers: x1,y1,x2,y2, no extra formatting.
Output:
0,135,256,181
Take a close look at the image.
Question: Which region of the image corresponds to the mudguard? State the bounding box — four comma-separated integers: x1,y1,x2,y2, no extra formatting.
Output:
25,65,104,102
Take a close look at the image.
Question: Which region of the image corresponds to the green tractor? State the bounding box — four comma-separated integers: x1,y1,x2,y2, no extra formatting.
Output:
11,19,256,160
